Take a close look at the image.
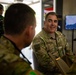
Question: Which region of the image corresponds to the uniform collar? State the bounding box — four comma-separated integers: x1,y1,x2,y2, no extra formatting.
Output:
42,28,56,40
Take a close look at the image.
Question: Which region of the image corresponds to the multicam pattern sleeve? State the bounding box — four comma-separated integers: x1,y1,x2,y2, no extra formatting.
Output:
56,31,74,61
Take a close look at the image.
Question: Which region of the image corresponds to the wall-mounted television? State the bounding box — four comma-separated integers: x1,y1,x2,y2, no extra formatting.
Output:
65,15,76,30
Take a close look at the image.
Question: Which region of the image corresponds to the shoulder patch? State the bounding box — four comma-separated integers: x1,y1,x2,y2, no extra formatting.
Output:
26,70,41,75
29,71,37,75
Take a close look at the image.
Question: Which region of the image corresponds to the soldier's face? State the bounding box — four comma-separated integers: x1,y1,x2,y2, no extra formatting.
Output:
44,15,58,33
24,19,36,47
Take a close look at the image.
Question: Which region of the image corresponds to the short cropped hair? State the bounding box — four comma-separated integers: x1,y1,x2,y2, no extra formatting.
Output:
0,4,3,10
4,3,35,35
45,12,58,20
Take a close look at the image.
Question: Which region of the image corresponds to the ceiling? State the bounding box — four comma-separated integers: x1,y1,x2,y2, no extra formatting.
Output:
0,0,40,5
0,0,53,7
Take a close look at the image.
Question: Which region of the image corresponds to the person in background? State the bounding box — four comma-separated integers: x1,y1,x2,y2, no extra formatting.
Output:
32,12,74,75
0,4,4,37
0,3,43,75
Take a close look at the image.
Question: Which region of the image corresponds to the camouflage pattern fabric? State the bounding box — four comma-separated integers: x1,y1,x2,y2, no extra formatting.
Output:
0,36,43,75
67,57,76,75
32,29,74,75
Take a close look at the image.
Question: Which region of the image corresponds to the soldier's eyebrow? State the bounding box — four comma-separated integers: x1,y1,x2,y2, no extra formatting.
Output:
48,19,58,23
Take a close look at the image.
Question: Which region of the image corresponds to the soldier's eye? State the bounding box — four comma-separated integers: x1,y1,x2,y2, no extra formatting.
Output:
48,19,52,22
54,20,58,23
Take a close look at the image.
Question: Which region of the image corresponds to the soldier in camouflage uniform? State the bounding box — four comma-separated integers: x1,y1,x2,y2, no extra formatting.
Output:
0,3,43,75
32,12,74,75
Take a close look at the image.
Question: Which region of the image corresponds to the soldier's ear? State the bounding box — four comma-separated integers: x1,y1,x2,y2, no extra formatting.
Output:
24,25,33,37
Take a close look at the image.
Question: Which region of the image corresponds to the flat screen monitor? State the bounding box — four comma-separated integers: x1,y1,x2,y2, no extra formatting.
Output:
65,15,76,30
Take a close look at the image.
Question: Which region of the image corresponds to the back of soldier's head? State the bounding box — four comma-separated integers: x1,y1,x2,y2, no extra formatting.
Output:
0,4,4,15
0,4,3,10
4,3,36,35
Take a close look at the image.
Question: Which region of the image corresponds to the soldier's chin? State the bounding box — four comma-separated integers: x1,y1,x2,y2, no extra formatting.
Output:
50,30,55,33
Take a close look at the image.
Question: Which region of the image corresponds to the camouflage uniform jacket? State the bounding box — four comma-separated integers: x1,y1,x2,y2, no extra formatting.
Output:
32,29,74,75
0,36,43,75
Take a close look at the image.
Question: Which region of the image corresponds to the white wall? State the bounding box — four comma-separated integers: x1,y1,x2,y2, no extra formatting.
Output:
30,2,42,35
